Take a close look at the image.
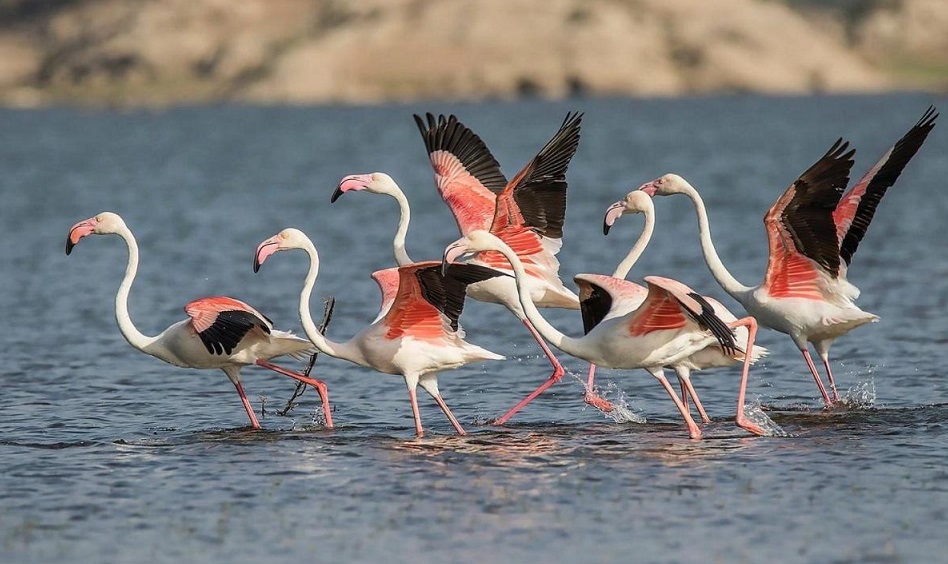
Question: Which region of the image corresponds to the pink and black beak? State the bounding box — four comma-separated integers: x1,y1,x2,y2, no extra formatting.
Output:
65,217,97,255
331,174,371,203
602,201,625,236
638,179,660,197
253,236,281,273
441,240,470,276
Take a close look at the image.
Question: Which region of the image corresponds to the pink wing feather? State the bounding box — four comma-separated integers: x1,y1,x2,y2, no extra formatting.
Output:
575,273,648,335
627,278,691,336
834,106,937,267
382,263,454,340
629,277,738,354
370,268,401,318
429,150,501,234
833,153,887,245
184,296,271,333
479,112,583,282
762,139,854,295
414,113,507,235
184,297,273,355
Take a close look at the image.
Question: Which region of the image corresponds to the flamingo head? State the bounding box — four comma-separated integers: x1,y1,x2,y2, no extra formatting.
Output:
441,230,502,274
637,173,688,197
331,172,398,202
254,228,310,272
602,191,653,235
65,212,127,255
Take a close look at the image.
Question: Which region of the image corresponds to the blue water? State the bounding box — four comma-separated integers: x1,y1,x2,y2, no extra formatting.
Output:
2,93,947,563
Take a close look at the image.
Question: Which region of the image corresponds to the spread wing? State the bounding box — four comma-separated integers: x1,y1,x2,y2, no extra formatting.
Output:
184,296,272,355
383,261,506,338
762,139,855,297
628,277,737,355
370,268,401,320
490,111,583,252
414,113,507,235
422,263,508,331
574,273,648,334
475,112,583,278
492,111,583,242
834,106,937,266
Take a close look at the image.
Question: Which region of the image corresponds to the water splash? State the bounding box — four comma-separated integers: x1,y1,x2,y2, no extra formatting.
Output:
742,399,789,437
311,406,329,427
829,361,877,409
578,376,647,424
840,363,877,409
842,376,876,408
601,383,646,424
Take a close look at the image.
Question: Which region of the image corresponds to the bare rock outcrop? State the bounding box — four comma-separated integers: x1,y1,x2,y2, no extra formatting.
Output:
0,0,939,107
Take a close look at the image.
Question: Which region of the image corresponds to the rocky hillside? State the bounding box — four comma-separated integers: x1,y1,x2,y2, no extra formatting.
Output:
0,0,945,107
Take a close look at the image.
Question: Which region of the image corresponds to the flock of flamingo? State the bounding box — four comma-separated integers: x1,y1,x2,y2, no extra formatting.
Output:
66,105,937,439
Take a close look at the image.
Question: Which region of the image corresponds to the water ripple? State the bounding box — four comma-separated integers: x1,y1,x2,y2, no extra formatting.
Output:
1,95,946,564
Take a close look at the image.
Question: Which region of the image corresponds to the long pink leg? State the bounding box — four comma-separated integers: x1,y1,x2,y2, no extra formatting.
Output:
492,319,566,425
679,379,690,413
408,387,424,438
732,317,767,436
233,381,261,429
650,370,702,439
431,394,467,436
584,364,615,412
800,350,834,408
677,372,711,424
256,360,334,428
820,356,841,403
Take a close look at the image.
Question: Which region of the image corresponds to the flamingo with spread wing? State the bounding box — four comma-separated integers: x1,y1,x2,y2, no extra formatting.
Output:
443,230,766,439
254,228,506,437
640,106,937,406
581,191,767,422
332,112,583,424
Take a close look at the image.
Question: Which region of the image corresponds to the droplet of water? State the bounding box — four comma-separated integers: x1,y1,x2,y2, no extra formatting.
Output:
311,406,327,427
602,382,646,424
843,377,876,408
742,399,788,437
563,370,646,424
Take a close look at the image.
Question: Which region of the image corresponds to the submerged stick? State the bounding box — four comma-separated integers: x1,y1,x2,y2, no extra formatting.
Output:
277,296,335,417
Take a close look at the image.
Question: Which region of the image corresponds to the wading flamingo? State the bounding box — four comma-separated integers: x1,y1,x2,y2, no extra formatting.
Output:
254,228,506,437
580,191,767,422
443,230,766,439
65,212,333,429
332,112,583,425
639,106,937,407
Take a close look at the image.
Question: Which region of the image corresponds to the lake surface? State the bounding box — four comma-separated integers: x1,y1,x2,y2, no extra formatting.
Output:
2,93,947,563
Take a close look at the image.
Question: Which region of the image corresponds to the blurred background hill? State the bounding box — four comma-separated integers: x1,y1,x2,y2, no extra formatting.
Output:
0,0,945,107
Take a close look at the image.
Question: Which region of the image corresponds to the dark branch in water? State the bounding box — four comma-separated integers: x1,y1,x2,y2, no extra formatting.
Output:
277,296,335,417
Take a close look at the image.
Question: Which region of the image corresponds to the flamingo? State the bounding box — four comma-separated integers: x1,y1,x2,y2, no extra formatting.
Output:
253,228,506,438
580,191,768,422
331,111,583,425
443,230,766,439
65,212,333,429
638,106,937,407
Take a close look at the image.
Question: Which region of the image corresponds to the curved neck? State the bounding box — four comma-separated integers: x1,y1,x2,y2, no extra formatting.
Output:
489,239,585,357
114,227,155,351
296,242,358,362
612,207,655,279
387,188,413,266
677,183,751,298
